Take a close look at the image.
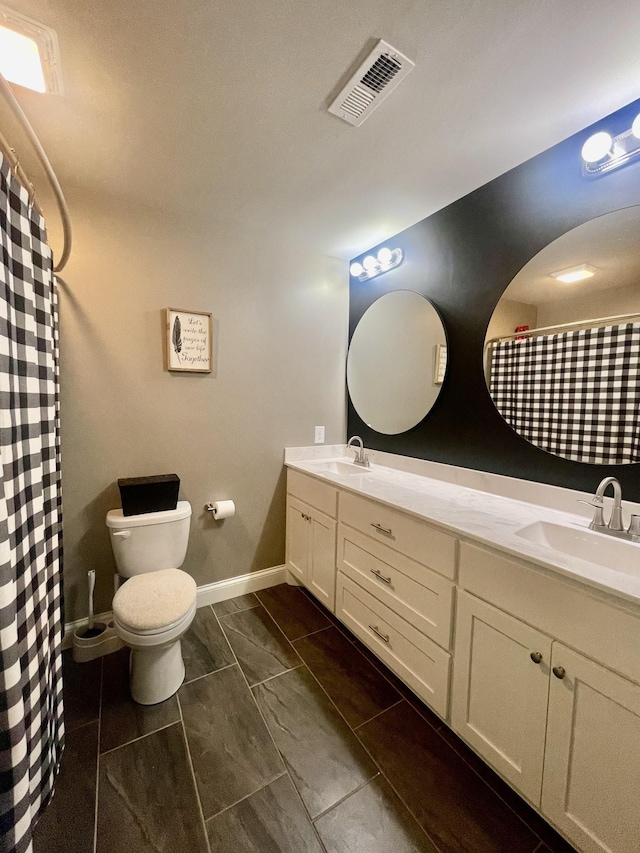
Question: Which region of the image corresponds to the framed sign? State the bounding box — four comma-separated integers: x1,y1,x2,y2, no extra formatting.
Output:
165,308,212,373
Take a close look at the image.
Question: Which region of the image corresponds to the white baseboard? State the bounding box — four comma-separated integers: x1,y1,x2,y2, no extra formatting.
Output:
62,564,288,651
195,564,287,607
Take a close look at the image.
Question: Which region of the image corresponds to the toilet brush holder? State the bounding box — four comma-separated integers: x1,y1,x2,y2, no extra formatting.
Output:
73,620,123,663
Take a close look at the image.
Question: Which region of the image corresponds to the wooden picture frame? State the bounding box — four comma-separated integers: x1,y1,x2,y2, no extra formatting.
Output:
165,308,212,373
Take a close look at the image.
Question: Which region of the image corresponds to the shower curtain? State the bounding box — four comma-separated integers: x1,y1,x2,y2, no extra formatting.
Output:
490,323,640,464
0,154,64,853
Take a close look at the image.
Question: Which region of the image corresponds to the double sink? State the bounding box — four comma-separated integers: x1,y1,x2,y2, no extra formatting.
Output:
303,457,640,584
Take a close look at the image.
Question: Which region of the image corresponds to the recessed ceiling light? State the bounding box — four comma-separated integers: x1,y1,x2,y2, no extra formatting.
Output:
550,263,598,283
0,4,63,94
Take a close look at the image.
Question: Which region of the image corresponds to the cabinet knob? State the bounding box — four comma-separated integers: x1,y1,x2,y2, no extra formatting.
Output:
552,666,566,680
530,651,543,664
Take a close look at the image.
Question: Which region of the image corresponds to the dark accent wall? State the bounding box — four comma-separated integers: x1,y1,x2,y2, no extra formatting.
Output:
348,97,640,501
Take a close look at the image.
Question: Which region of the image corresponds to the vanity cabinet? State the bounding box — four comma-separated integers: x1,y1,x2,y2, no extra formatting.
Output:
453,542,640,853
286,471,337,611
451,591,551,805
542,644,640,853
336,491,456,719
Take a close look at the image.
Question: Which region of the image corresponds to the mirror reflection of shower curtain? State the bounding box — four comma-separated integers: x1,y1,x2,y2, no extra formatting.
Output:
490,323,640,464
0,154,64,853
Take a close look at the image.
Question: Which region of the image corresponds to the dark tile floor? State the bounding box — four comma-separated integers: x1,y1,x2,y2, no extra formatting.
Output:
33,584,578,853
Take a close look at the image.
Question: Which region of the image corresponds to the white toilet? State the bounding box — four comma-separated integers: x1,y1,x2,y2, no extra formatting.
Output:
106,501,196,705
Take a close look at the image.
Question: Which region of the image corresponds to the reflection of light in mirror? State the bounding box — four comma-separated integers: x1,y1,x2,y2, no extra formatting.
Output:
550,263,597,283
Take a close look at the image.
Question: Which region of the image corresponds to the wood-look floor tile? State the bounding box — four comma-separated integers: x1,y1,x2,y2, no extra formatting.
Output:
205,775,324,852
33,721,98,853
293,626,401,728
213,593,260,617
100,647,180,753
180,665,283,818
97,722,208,853
220,605,302,686
182,605,235,682
357,702,539,853
253,666,377,819
315,775,438,853
62,650,101,732
256,584,330,640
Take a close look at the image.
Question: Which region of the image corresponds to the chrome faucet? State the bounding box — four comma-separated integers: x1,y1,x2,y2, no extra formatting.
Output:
579,476,640,541
346,435,370,467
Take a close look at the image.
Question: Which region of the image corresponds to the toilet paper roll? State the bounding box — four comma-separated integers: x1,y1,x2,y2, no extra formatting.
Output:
212,499,235,519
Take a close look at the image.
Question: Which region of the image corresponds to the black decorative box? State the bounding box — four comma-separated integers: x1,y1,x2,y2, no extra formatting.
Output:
118,474,180,516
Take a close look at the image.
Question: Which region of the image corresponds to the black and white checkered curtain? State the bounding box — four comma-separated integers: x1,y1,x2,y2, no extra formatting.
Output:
491,323,640,464
0,154,64,853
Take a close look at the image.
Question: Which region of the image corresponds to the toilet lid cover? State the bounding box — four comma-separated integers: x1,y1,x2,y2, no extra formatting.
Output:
113,568,197,632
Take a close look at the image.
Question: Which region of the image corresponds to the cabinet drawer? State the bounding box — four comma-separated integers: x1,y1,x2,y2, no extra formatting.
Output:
338,524,454,650
340,491,456,579
287,470,337,519
336,573,451,720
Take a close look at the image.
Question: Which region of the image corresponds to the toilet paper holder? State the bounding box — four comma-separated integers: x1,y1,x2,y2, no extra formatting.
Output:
205,500,235,519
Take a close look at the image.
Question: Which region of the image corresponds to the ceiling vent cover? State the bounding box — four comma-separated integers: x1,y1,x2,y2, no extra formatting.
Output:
328,40,414,127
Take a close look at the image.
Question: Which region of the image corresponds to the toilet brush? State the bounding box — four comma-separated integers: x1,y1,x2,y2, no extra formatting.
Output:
78,570,106,639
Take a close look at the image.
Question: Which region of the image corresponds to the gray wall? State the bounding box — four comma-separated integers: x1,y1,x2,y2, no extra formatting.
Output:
54,189,348,620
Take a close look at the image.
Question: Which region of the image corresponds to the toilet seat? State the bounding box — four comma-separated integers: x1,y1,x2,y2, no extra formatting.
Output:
113,568,197,634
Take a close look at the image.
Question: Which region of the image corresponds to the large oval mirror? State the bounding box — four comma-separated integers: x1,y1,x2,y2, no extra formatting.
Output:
347,290,447,434
485,205,640,464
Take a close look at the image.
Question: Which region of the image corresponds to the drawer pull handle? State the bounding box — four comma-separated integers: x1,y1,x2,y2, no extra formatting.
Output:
530,651,543,664
368,624,390,643
371,569,392,585
371,523,393,536
552,666,566,680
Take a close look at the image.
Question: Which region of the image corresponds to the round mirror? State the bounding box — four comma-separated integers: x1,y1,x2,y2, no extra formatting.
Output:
347,290,447,434
485,206,640,464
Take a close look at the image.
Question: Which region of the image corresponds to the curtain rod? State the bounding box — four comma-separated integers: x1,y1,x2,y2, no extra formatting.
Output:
485,311,640,348
0,73,72,272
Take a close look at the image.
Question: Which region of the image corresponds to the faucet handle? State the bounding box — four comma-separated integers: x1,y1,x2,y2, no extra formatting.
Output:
628,515,640,541
577,499,605,529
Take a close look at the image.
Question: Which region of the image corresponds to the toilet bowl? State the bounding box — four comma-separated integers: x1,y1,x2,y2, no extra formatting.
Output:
106,501,195,705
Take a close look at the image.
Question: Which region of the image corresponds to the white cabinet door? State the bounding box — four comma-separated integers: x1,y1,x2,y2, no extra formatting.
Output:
542,643,640,853
307,508,336,612
451,591,551,806
286,496,309,583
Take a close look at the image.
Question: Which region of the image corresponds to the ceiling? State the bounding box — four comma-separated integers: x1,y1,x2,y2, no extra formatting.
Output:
5,0,640,259
505,205,640,305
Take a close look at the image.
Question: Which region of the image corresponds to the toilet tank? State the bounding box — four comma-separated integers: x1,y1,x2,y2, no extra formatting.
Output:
106,501,191,577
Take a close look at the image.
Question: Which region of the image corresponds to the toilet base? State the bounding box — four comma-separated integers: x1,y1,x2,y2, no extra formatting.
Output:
129,639,185,705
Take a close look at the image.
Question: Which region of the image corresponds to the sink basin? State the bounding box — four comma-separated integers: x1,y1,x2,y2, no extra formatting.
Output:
515,521,640,577
307,459,374,477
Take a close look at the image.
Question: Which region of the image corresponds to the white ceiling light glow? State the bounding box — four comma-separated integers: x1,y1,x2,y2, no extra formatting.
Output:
581,115,640,178
550,263,598,283
0,5,63,94
350,247,404,281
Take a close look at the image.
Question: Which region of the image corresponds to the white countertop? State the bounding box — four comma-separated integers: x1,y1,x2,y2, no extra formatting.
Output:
285,446,640,609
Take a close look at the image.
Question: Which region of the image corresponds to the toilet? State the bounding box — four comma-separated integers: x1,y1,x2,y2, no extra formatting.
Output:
106,501,196,705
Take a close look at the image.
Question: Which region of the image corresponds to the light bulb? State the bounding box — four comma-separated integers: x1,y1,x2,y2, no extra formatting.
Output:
377,247,392,265
632,114,640,140
362,255,378,272
581,132,612,164
349,262,364,277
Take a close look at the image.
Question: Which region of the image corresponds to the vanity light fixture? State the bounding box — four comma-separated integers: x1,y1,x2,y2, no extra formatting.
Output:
349,247,404,281
550,263,597,283
0,5,63,94
581,114,640,177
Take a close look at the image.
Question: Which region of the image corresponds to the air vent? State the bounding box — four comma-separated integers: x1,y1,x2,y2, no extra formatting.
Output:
328,40,414,127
